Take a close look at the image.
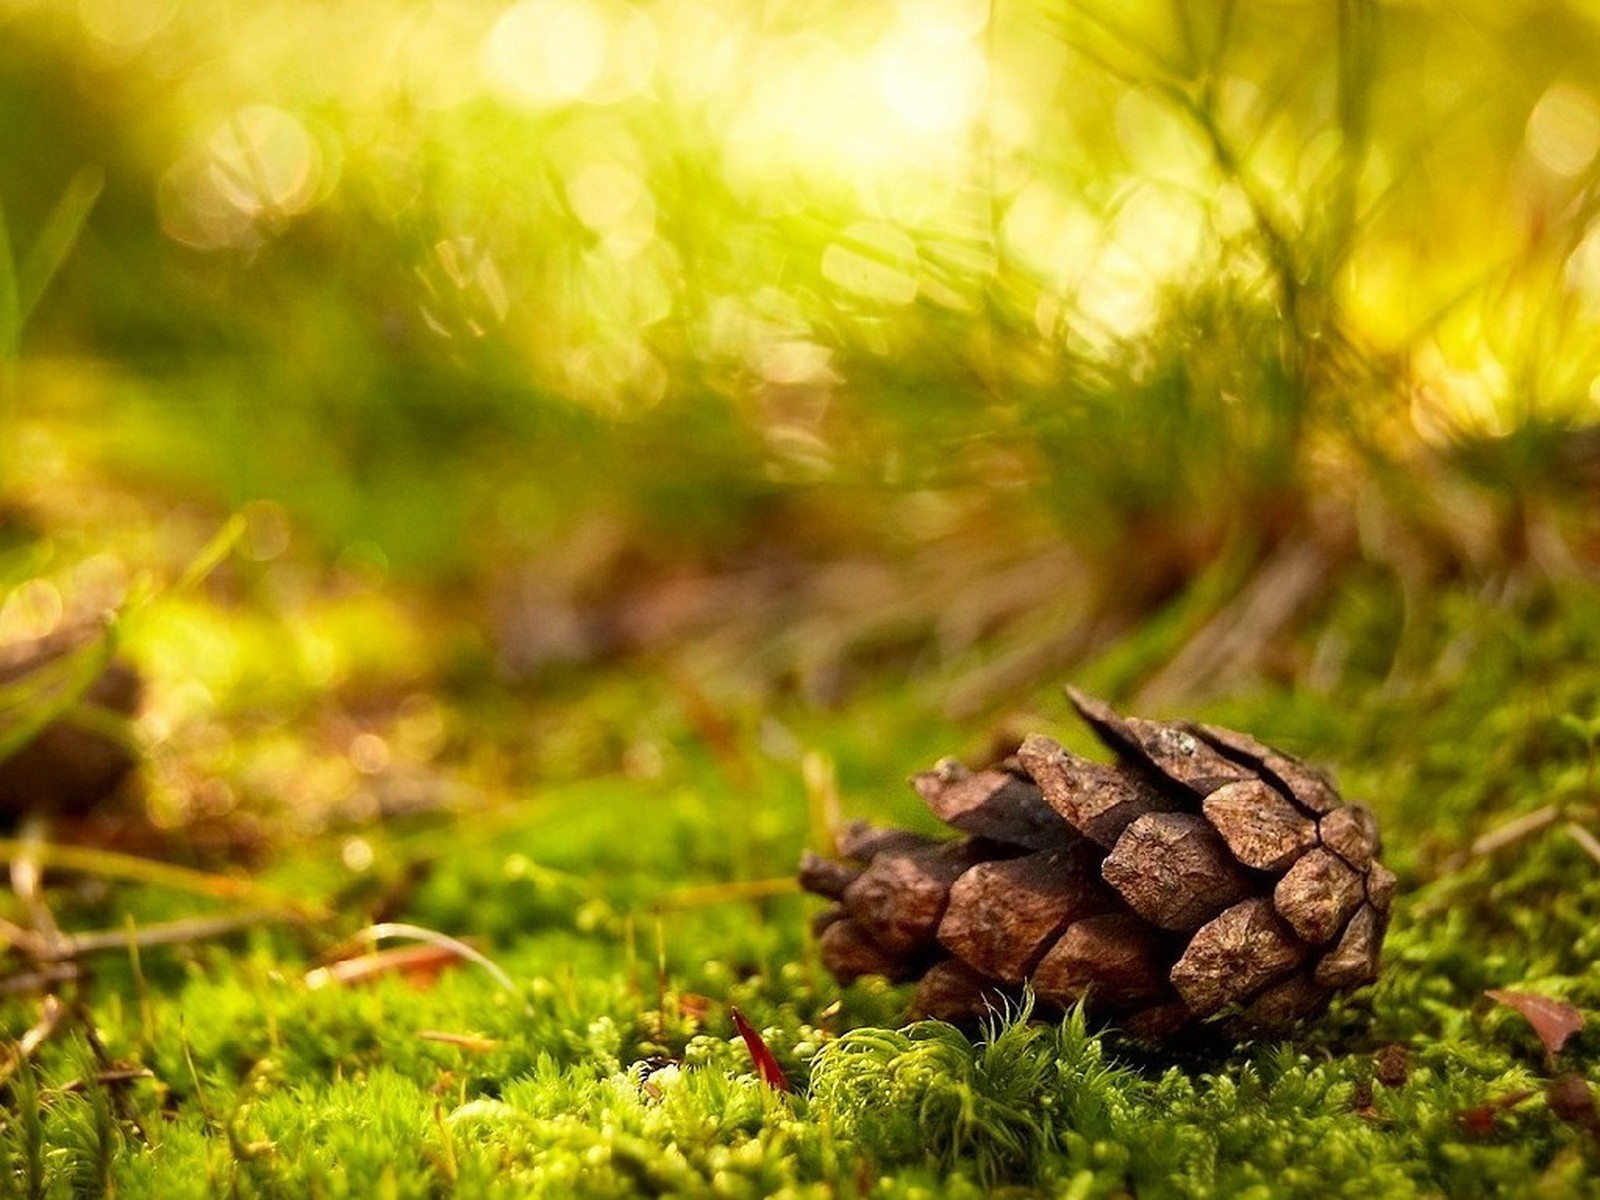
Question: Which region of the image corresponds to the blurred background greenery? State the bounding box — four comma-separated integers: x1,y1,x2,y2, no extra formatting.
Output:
2,0,1599,783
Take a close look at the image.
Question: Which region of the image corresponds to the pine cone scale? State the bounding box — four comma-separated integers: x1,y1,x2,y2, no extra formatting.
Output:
1273,848,1366,944
801,691,1395,1037
1201,780,1318,871
1018,734,1178,847
841,843,978,954
937,843,1112,983
913,763,1076,850
1169,897,1307,1017
1031,912,1174,1008
1190,723,1342,814
1100,813,1255,930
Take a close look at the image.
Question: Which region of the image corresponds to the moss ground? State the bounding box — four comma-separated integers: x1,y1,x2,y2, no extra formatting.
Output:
4,549,1600,1198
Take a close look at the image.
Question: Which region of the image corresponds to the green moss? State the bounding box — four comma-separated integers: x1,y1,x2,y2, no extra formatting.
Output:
4,578,1599,1197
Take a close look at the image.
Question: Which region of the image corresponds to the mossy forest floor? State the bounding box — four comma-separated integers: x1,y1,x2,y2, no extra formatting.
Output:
3,477,1600,1199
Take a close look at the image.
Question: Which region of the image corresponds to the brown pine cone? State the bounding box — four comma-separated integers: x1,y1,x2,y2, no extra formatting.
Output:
799,688,1394,1038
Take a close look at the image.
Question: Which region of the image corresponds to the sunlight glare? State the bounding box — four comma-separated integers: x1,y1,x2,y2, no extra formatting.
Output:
484,0,655,107
655,0,740,104
484,0,610,107
875,26,988,137
893,0,990,41
77,0,179,52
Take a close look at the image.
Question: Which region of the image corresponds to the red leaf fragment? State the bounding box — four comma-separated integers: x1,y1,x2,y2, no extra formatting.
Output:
1485,989,1586,1058
1456,1089,1536,1137
729,1005,791,1093
1547,1073,1599,1132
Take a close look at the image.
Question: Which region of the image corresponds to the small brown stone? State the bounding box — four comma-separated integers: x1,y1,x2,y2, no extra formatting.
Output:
1375,1044,1410,1088
1319,805,1380,869
1017,735,1177,848
910,959,1009,1024
913,764,1075,850
1169,898,1307,1017
842,842,980,954
938,843,1112,983
1102,812,1255,931
1031,912,1173,1008
1312,904,1382,987
1202,780,1318,872
1273,848,1366,945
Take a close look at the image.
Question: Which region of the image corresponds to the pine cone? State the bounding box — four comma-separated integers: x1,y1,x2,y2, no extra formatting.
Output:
799,688,1394,1038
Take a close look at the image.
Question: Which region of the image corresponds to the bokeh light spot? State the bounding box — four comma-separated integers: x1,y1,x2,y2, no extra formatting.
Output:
1526,83,1600,177
876,28,988,136
0,579,65,643
208,105,323,219
569,160,658,259
77,0,179,51
484,0,610,107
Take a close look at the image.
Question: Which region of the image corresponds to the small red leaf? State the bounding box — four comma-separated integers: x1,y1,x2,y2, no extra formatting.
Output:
729,1005,791,1093
1486,989,1586,1058
1456,1089,1536,1137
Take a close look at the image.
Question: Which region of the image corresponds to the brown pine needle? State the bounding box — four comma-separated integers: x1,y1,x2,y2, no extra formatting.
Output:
1566,822,1600,867
306,944,472,990
0,995,66,1088
417,1031,502,1052
0,838,326,918
58,1068,156,1094
0,963,79,997
311,922,515,993
0,914,50,959
46,909,295,961
1469,805,1561,857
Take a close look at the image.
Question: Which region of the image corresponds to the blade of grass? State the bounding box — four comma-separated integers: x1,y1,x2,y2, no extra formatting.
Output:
0,627,115,764
48,909,297,960
15,167,103,331
0,838,327,917
169,514,247,597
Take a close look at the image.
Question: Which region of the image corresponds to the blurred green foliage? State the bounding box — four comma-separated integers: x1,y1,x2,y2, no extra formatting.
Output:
2,0,1598,585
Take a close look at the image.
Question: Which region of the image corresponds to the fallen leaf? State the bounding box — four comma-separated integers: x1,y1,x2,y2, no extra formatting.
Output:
1486,989,1586,1058
1456,1089,1536,1137
1546,1074,1599,1132
306,944,463,990
729,1005,791,1092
